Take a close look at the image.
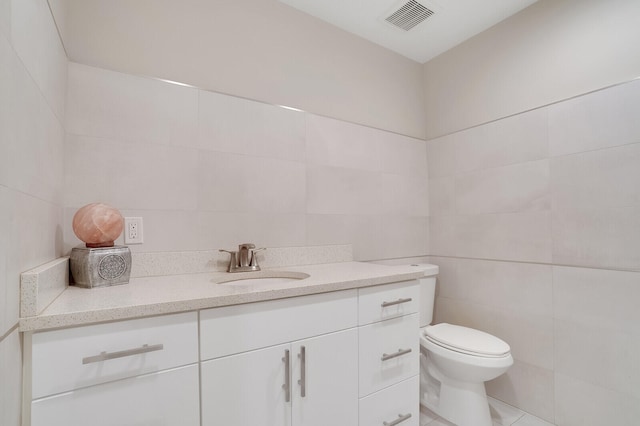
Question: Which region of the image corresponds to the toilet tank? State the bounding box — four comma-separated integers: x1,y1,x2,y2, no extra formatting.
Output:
418,276,436,327
407,263,438,328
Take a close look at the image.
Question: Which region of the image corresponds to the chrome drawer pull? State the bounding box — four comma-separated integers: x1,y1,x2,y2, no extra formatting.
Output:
82,343,164,364
381,348,412,361
383,413,412,426
283,349,291,402
381,298,412,308
298,346,306,397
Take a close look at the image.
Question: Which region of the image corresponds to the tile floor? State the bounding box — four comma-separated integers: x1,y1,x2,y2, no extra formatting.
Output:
420,397,555,426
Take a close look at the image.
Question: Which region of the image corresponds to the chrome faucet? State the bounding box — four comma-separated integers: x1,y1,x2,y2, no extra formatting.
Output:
219,243,265,272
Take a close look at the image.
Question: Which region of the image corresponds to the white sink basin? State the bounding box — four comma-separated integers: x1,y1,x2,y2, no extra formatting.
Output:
215,271,310,285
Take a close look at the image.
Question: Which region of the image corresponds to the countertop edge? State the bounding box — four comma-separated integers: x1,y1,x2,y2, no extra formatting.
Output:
19,266,433,332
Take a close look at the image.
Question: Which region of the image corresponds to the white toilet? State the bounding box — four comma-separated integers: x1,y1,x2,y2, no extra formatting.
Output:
416,266,513,426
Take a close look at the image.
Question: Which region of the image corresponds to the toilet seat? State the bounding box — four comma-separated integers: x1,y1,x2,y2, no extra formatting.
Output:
423,323,510,358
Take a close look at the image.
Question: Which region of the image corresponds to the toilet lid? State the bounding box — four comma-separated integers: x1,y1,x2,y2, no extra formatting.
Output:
424,323,511,357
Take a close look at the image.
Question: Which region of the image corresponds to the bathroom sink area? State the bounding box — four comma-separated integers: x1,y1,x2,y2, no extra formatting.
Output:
214,271,310,285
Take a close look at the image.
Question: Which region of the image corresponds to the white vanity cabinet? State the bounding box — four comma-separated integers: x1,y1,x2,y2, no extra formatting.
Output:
200,290,359,426
27,312,200,426
358,281,421,426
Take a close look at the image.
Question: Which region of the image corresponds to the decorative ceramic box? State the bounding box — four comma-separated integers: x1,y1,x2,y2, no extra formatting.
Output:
70,246,132,288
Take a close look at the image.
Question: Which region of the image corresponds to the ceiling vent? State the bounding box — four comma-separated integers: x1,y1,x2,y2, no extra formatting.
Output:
385,0,435,31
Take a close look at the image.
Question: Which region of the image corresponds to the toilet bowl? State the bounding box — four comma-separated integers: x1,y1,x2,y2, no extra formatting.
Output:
408,264,513,426
420,323,513,426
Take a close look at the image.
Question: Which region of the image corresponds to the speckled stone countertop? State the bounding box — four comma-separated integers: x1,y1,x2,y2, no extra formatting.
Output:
20,262,438,332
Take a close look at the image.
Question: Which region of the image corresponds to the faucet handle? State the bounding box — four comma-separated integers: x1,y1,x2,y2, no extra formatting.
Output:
249,247,266,267
238,243,256,250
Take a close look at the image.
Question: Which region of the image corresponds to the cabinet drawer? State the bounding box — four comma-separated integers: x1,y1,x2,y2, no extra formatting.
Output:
31,311,198,399
31,364,200,426
359,313,419,397
359,376,419,426
200,289,357,360
358,280,419,325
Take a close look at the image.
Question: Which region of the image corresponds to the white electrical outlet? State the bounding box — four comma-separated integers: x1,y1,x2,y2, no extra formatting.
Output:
124,217,144,244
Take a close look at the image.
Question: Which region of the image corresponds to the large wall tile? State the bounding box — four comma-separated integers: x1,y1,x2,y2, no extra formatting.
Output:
198,211,306,251
378,132,427,177
306,165,385,215
551,143,640,210
548,79,640,157
456,108,548,174
456,212,551,263
552,207,640,270
486,360,554,423
10,0,67,120
0,35,11,187
306,114,382,172
553,266,640,333
379,173,428,216
554,266,640,399
426,134,457,178
428,177,455,217
428,215,457,257
306,214,383,260
0,0,10,41
555,319,639,400
198,151,306,214
456,160,549,215
555,373,640,426
456,259,553,317
66,63,198,146
376,215,428,259
426,256,458,300
3,44,64,204
0,330,22,426
199,91,305,161
435,298,553,370
0,186,9,336
5,192,63,328
65,135,199,210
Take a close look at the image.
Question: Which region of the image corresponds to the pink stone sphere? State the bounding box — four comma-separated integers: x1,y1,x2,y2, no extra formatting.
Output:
72,203,124,248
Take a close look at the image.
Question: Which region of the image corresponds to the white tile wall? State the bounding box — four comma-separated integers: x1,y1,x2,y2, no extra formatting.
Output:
430,79,640,425
66,63,198,147
455,212,551,262
455,108,548,174
10,0,67,121
64,63,428,260
0,330,22,426
1,3,65,426
198,90,305,161
554,373,640,426
548,79,640,157
456,160,549,215
551,206,640,270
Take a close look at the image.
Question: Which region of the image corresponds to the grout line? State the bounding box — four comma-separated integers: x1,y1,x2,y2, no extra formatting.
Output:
0,322,19,343
426,255,640,273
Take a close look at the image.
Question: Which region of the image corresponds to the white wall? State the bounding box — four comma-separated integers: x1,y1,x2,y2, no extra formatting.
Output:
425,2,640,424
0,0,67,424
423,0,640,139
63,63,429,261
53,0,426,139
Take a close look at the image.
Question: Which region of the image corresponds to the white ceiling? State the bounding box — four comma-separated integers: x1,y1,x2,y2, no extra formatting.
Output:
278,0,539,63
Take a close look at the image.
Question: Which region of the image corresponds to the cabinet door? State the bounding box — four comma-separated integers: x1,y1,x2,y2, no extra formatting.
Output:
201,343,291,426
291,328,358,426
31,364,199,426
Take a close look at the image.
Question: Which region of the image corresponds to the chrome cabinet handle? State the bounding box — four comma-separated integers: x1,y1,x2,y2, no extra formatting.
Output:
381,348,412,361
283,349,291,402
381,298,412,308
298,346,306,397
82,343,164,364
383,413,412,426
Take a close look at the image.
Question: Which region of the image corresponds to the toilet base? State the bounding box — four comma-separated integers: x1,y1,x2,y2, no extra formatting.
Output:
421,356,493,426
